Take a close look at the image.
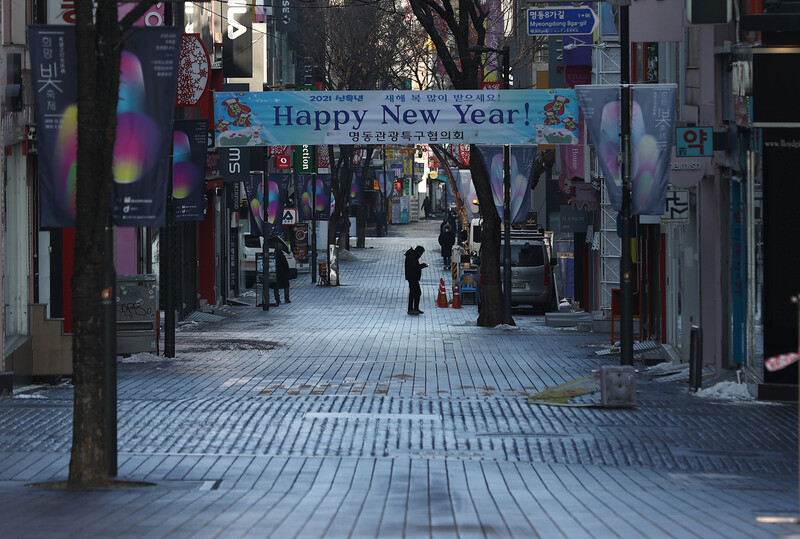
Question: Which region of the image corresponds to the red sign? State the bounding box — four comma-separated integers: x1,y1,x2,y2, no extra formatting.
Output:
275,155,291,169
482,81,502,90
317,145,330,168
176,34,210,106
458,144,471,166
269,145,289,156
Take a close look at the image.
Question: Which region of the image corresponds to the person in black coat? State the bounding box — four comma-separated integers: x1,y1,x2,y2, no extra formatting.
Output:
272,247,290,305
438,223,456,270
404,245,428,315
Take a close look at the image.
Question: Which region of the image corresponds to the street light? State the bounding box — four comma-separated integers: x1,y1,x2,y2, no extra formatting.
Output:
467,44,513,325
563,42,607,51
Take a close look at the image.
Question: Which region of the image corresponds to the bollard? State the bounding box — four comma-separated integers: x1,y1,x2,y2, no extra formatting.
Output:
689,325,703,392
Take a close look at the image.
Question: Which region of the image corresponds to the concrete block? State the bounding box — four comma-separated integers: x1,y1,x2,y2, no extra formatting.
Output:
600,365,636,408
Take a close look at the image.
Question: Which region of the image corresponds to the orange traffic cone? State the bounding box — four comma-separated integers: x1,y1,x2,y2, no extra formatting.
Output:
452,281,462,309
437,278,449,308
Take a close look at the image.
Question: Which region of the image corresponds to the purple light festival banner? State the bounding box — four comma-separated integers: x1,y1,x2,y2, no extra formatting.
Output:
28,25,182,227
172,120,208,222
28,26,79,228
476,145,538,223
576,84,677,215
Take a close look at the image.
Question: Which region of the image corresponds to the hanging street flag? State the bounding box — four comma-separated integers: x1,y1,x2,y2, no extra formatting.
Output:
29,25,181,228
317,145,331,169
375,170,393,199
29,25,79,228
176,34,211,107
172,120,208,222
244,172,265,236
266,173,291,238
110,27,182,227
213,90,580,147
476,145,538,223
350,169,362,207
296,173,332,220
576,84,677,215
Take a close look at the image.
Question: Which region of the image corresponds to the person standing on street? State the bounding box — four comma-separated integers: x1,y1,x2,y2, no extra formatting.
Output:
422,196,432,219
404,245,428,315
438,222,455,270
272,246,290,305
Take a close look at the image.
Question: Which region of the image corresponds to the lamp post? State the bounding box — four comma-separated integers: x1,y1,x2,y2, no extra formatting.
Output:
468,44,513,325
619,4,633,366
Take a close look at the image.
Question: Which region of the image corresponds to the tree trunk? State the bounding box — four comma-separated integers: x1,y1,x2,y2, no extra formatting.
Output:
69,0,125,488
470,146,509,327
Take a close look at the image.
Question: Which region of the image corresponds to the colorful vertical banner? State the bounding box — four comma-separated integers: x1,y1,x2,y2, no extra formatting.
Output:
576,84,677,215
266,173,291,238
111,27,182,227
245,172,265,236
296,173,332,220
28,26,79,228
172,120,208,222
476,145,538,223
350,169,362,207
375,170,393,199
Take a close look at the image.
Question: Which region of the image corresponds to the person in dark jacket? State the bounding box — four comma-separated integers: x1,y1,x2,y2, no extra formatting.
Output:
422,196,432,219
272,246,290,305
404,245,428,315
438,223,456,270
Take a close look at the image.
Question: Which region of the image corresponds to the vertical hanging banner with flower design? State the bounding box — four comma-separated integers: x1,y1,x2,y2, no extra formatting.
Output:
266,173,291,238
111,27,182,226
175,34,210,107
476,145,538,223
350,169,362,207
576,84,677,215
296,174,332,220
245,172,265,236
29,25,181,227
172,120,208,222
28,25,79,228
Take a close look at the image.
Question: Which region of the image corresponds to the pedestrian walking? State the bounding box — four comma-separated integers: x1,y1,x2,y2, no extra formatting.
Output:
404,245,428,315
438,222,456,270
272,246,290,305
374,208,386,237
422,196,432,219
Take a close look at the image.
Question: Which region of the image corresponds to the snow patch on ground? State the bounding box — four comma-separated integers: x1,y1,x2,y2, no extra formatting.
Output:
337,249,359,261
119,352,176,364
494,324,520,330
693,381,756,401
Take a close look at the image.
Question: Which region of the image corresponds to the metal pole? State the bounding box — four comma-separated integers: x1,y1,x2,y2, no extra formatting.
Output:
262,173,270,311
619,4,634,366
102,214,117,476
311,171,318,283
502,46,513,325
164,195,175,358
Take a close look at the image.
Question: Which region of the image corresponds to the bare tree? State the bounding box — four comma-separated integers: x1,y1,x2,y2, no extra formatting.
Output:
404,0,514,326
70,0,159,488
298,1,431,250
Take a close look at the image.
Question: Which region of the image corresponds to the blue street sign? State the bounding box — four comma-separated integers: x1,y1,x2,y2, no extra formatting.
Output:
527,7,597,36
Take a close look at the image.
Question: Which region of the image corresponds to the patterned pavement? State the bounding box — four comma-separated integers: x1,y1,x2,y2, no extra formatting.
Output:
0,218,797,538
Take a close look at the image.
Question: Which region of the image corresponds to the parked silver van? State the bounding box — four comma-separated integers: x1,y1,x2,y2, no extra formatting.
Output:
502,236,558,312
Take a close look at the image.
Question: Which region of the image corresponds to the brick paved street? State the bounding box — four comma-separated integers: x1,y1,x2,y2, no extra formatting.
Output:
0,219,797,538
